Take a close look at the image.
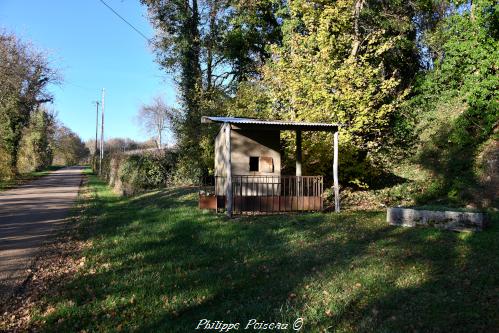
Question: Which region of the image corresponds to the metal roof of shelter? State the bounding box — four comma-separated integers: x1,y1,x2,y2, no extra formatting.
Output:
201,116,340,131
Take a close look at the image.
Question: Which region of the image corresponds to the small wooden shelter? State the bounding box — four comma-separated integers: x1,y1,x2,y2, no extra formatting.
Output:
200,116,341,216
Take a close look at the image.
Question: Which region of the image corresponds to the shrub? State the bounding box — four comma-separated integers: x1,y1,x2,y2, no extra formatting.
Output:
0,146,12,180
99,149,178,195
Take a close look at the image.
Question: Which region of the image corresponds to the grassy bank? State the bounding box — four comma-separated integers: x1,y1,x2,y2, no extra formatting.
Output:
32,174,498,332
0,165,64,191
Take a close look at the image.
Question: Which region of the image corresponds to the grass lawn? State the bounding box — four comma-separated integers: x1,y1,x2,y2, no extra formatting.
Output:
32,174,498,332
0,165,64,191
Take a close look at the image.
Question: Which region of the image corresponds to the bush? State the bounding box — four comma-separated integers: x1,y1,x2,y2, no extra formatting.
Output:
0,146,13,180
99,149,178,195
169,154,203,186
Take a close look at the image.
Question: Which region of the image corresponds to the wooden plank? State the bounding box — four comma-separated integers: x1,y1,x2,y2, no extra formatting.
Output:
264,196,273,211
304,196,310,210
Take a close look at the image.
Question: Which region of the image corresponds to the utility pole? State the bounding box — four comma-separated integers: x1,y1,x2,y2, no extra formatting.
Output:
94,101,100,171
99,88,105,175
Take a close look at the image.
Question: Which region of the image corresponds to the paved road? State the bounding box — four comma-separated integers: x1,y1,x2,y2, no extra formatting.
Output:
0,166,84,303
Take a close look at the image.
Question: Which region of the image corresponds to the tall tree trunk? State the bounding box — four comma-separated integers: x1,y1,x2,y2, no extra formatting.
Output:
206,3,218,90
207,49,212,90
182,0,202,131
190,0,202,87
181,0,201,108
175,0,204,177
9,143,19,176
351,0,365,58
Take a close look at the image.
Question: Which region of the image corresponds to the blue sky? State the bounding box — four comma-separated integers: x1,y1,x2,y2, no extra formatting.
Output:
0,0,176,142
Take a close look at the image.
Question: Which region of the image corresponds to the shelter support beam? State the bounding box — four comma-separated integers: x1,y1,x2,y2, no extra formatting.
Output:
296,130,302,177
333,131,340,212
225,123,233,217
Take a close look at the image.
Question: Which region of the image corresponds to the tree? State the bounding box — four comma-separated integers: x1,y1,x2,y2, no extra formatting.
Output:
141,1,203,146
249,0,445,183
136,97,176,148
52,125,89,166
408,0,499,202
220,0,286,85
141,0,286,182
17,107,56,173
0,31,59,176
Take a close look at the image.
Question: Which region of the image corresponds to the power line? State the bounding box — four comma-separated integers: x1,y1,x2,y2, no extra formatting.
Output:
98,0,152,43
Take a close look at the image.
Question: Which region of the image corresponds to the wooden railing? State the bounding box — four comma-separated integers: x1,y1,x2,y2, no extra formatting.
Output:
214,175,323,213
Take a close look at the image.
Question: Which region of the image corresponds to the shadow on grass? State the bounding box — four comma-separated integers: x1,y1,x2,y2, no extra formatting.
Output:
309,212,499,332
37,177,499,332
415,103,498,208
365,169,408,190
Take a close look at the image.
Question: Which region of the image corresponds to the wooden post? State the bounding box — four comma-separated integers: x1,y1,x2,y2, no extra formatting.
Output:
94,101,99,170
296,130,302,176
99,88,105,175
225,123,233,217
296,130,303,207
333,130,340,212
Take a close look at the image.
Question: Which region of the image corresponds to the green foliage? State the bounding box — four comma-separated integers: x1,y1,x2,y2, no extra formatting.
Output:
169,154,203,186
409,0,499,206
224,81,272,118
254,0,431,185
0,31,57,175
0,146,13,181
100,150,178,195
118,151,178,193
52,125,89,166
17,108,54,173
141,0,286,183
221,0,287,81
141,0,204,182
141,0,497,205
264,0,422,148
